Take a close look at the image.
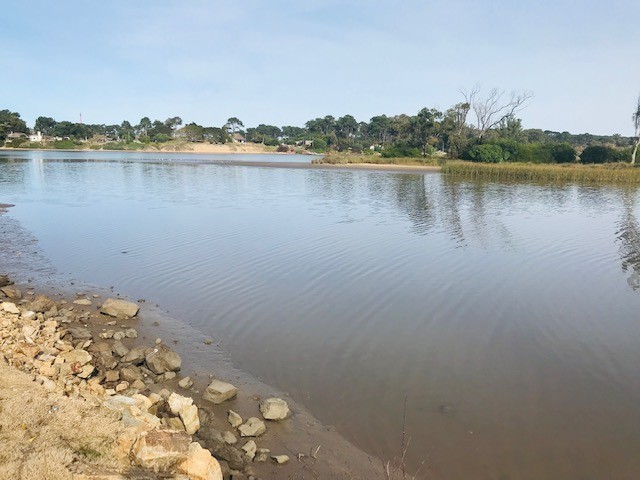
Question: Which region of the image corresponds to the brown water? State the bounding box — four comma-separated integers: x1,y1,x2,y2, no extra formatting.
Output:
3,150,640,479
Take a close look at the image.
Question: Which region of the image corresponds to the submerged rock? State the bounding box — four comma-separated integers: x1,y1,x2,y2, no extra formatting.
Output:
100,298,139,319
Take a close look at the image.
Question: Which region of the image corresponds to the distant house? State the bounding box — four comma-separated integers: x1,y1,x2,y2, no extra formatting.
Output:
29,131,43,142
231,133,246,144
6,132,27,140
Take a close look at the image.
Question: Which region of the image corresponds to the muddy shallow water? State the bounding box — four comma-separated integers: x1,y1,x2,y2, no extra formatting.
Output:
3,150,640,479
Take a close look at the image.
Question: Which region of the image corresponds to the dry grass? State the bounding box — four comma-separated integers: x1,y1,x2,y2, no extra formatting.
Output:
442,160,640,183
0,363,130,479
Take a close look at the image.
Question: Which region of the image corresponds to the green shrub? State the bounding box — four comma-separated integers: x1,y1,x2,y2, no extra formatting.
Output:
580,145,620,164
311,138,328,152
381,142,421,158
468,144,504,163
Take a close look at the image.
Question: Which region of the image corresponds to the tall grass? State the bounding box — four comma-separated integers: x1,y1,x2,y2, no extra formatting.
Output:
442,161,640,184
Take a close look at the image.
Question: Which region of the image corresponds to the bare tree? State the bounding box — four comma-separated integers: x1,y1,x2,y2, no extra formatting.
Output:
632,93,640,165
461,86,533,141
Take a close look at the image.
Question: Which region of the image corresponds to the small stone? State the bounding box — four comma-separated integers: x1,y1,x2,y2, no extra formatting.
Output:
73,298,92,306
241,440,256,460
78,364,95,379
255,448,270,462
259,397,290,421
145,344,181,374
131,379,146,390
1,302,20,314
271,454,290,465
124,328,138,338
112,331,126,340
158,388,172,399
238,417,266,437
115,381,129,393
222,431,237,445
99,330,115,339
122,347,146,365
163,371,176,381
178,376,193,389
67,326,92,340
203,337,213,345
227,410,243,428
112,340,129,357
105,370,120,382
203,380,237,404
61,349,92,365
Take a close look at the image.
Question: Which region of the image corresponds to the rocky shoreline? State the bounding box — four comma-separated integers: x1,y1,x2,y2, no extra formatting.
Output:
0,274,381,479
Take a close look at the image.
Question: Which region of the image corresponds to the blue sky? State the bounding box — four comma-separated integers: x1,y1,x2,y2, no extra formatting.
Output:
3,0,639,135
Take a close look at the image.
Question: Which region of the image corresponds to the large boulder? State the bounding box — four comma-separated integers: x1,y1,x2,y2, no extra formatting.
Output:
259,397,290,421
145,344,181,374
202,380,237,404
131,429,191,472
177,442,223,480
100,298,139,319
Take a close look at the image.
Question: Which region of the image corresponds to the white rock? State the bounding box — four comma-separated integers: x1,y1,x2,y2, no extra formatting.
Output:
202,379,237,404
259,397,290,421
1,302,20,314
271,454,290,465
73,298,92,306
238,417,266,437
168,392,194,416
180,404,200,435
241,440,256,460
227,410,243,428
100,298,139,318
178,376,193,389
177,442,223,480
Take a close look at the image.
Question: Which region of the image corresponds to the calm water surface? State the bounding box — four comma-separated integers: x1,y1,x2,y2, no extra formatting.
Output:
2,150,640,479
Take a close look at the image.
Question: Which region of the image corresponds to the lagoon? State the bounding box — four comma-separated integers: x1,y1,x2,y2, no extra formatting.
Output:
2,149,640,478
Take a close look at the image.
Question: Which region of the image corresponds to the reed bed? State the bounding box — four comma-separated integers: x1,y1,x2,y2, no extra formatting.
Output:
442,161,640,184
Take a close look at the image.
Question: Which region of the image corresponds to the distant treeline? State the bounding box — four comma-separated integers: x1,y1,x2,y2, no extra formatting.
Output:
1,91,637,164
